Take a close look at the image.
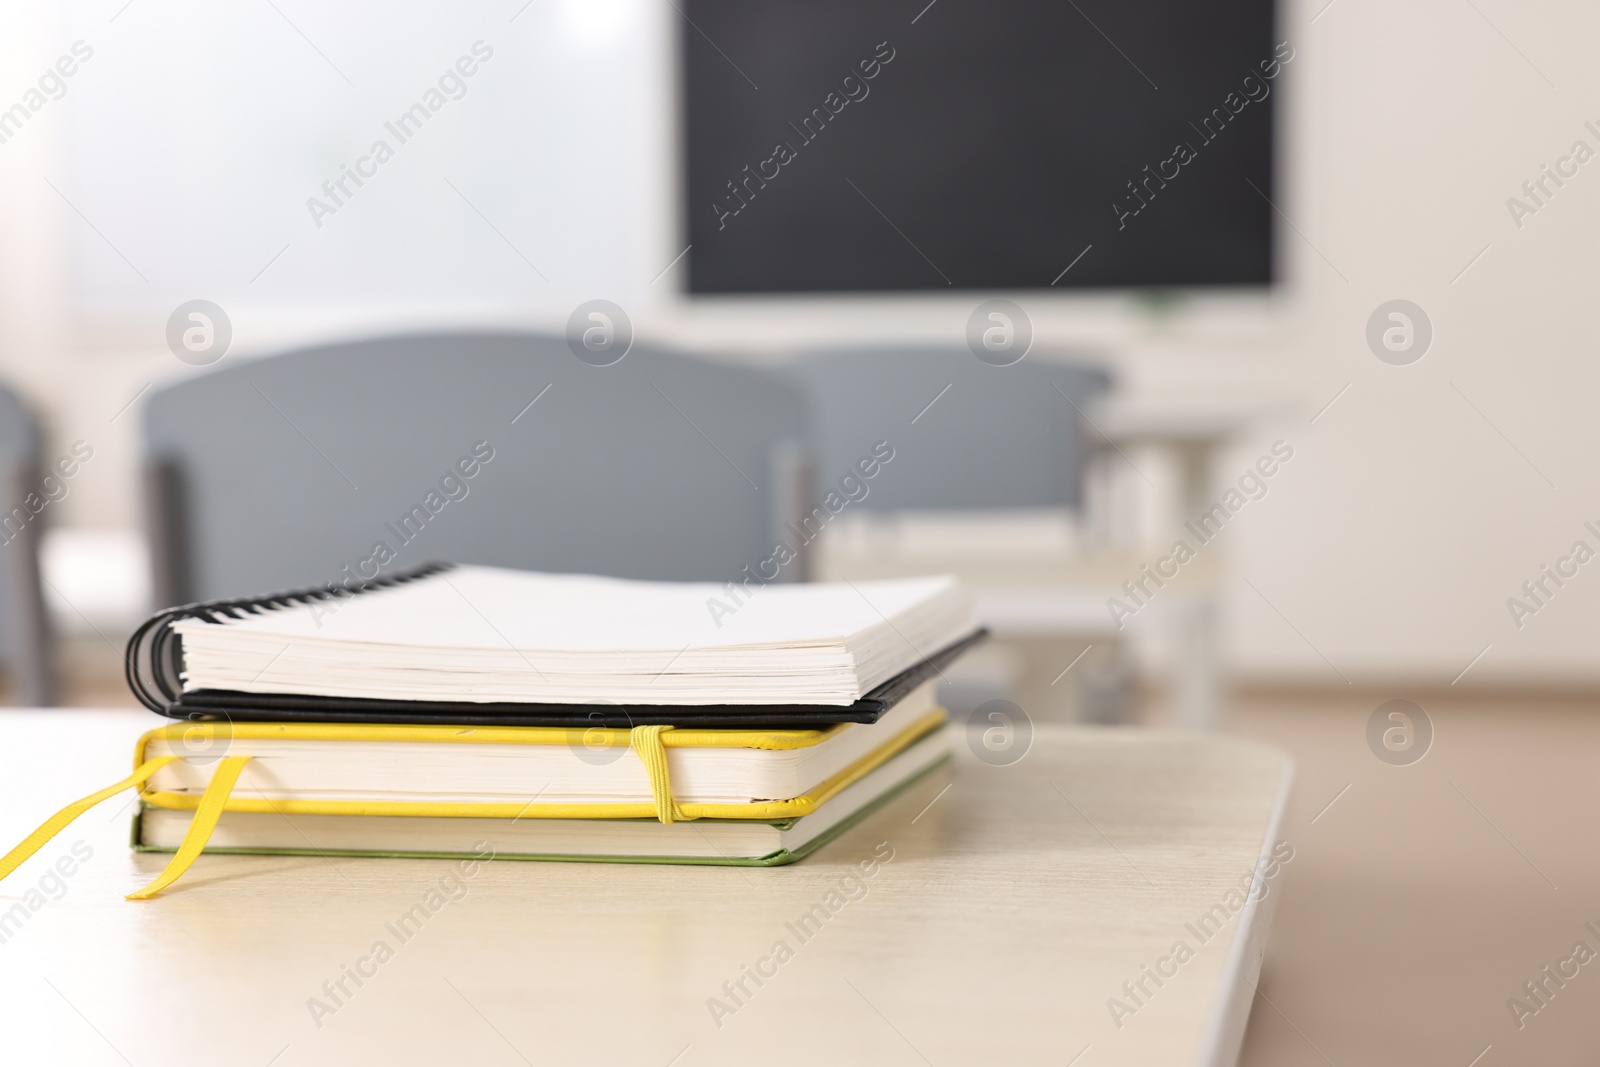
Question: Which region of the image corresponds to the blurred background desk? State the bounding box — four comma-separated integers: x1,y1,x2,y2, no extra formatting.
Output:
811,393,1262,731
814,521,1230,735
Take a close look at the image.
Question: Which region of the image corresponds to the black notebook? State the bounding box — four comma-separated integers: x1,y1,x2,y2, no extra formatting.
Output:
127,563,984,727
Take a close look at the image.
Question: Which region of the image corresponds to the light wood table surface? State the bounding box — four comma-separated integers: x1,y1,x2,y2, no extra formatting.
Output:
0,710,1289,1067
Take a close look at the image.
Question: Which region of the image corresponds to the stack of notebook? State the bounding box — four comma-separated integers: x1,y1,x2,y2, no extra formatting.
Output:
0,564,981,898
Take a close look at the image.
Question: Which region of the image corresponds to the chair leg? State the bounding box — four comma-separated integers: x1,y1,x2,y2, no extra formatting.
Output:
1173,595,1221,730
2,463,56,706
142,459,190,610
1081,638,1134,724
766,441,813,583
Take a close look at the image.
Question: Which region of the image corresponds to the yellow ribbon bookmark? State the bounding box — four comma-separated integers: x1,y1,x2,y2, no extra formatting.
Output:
629,725,692,824
1,724,698,896
127,756,251,900
0,754,254,901
0,757,178,884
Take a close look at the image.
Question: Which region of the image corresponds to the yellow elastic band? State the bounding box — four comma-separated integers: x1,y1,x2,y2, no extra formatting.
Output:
135,708,949,822
629,725,691,824
127,756,251,900
0,757,179,885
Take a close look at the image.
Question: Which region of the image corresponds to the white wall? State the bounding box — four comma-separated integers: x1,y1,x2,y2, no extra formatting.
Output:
1,0,1596,686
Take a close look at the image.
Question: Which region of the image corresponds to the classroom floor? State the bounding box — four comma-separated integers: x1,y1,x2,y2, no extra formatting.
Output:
1226,687,1600,1066
7,666,1595,1063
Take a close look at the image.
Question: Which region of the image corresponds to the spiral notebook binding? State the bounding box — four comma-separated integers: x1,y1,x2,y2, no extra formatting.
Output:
124,562,456,715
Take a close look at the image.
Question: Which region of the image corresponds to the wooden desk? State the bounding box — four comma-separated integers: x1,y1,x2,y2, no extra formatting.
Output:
0,710,1289,1067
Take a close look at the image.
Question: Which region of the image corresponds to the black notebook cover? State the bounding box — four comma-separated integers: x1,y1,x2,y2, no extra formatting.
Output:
126,563,986,728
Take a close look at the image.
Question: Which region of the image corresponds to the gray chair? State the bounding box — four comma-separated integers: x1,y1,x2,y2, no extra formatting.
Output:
782,347,1122,721
0,385,55,705
142,332,810,606
781,347,1112,511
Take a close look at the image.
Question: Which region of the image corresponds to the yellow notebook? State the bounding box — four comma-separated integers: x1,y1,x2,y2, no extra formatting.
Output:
134,727,951,872
0,686,945,898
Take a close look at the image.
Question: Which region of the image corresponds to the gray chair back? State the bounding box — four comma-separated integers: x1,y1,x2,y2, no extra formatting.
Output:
142,332,810,605
0,385,54,705
781,348,1112,511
